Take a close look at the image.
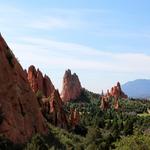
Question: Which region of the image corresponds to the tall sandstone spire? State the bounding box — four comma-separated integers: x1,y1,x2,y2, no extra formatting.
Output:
0,34,47,143
61,69,82,102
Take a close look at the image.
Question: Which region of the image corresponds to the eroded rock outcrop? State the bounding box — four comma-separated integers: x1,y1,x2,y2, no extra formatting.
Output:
0,34,47,143
61,69,82,102
27,66,55,98
70,109,80,127
100,90,111,110
41,90,68,128
110,82,127,99
111,82,127,110
50,90,68,128
101,82,127,110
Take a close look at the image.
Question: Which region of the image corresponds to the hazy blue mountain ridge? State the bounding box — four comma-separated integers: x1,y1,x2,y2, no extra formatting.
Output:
122,79,150,99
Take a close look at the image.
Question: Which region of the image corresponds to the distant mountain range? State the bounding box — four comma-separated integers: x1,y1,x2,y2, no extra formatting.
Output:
122,79,150,99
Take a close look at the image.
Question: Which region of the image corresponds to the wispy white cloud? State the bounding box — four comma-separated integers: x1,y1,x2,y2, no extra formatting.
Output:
9,37,150,74
27,8,104,30
0,4,22,13
29,16,70,29
28,15,83,30
0,5,87,31
91,30,150,39
46,8,109,13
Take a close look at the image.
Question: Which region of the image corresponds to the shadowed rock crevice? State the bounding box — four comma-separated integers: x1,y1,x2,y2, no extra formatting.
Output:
18,99,25,117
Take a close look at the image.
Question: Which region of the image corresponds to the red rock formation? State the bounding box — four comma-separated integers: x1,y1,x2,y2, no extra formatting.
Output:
43,75,55,98
100,90,110,110
101,82,127,110
27,66,55,98
70,109,80,127
110,82,127,99
100,96,110,110
42,90,81,129
42,90,68,128
27,67,68,128
0,34,47,143
111,82,127,110
42,89,81,128
61,69,82,102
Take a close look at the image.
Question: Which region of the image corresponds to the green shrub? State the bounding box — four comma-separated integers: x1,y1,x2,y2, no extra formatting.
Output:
24,134,49,150
115,135,150,150
24,132,65,150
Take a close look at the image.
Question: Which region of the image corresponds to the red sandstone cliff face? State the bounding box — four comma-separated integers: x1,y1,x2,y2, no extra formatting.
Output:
27,65,55,98
50,90,68,128
41,90,68,128
27,67,69,128
0,34,47,143
41,90,80,129
61,69,82,102
100,82,127,110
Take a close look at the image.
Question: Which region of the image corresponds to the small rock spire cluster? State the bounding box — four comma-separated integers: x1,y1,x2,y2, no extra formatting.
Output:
100,82,128,110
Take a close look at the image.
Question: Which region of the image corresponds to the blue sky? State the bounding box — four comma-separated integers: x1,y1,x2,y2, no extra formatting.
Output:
0,0,150,93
